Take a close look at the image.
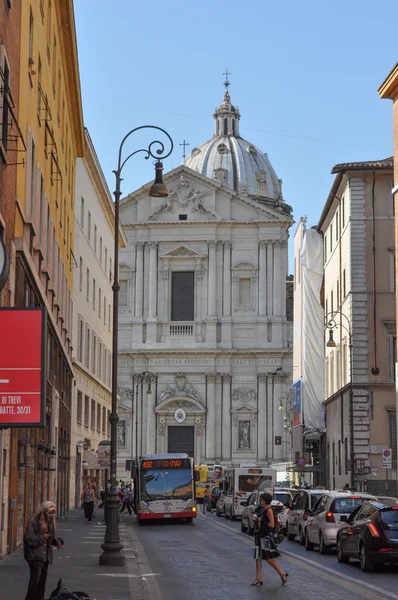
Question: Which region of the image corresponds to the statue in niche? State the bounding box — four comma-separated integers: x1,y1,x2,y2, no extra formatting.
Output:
117,421,126,447
238,421,250,449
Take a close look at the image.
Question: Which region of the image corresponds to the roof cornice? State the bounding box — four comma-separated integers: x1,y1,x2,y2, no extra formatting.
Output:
57,1,84,156
378,63,398,99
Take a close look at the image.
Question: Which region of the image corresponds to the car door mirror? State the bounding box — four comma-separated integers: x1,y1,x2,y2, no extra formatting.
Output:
240,501,247,506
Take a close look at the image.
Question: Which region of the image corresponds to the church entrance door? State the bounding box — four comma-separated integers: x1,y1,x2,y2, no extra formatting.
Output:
167,426,194,457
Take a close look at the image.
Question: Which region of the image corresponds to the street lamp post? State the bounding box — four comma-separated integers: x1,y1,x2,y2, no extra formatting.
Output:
99,127,173,567
325,311,355,490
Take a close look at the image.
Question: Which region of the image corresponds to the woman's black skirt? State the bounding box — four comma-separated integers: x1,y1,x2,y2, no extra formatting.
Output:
254,534,281,560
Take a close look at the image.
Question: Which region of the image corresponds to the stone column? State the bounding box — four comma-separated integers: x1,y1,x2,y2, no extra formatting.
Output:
195,259,204,320
267,375,274,458
273,375,283,461
259,241,267,316
148,241,157,319
281,240,288,318
146,381,157,454
257,374,268,461
223,242,231,316
160,265,169,320
222,374,232,460
266,242,273,316
207,242,216,317
205,373,216,460
135,242,144,317
273,241,282,317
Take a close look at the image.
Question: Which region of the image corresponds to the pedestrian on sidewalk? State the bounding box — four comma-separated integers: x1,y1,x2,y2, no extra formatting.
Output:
203,485,211,514
120,483,133,514
81,481,96,523
251,493,288,587
23,501,64,600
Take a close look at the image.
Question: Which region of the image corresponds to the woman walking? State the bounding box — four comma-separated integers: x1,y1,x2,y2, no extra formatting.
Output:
251,492,288,587
81,481,96,524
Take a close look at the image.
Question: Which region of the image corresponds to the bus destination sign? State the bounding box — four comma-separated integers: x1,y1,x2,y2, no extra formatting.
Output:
142,458,191,469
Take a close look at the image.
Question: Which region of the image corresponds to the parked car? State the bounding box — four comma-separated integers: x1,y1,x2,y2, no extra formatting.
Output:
240,490,284,535
375,496,398,505
210,486,221,509
336,499,398,572
286,488,326,544
274,489,297,533
305,492,376,554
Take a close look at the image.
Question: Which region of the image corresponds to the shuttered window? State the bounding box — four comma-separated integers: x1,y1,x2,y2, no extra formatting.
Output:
171,272,194,321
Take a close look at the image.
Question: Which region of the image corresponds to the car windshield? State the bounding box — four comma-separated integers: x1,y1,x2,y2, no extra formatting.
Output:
333,497,367,514
141,469,193,501
311,494,323,508
238,475,273,493
380,509,398,526
275,492,291,505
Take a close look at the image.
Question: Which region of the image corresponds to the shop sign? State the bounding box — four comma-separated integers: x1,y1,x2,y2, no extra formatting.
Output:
0,308,46,427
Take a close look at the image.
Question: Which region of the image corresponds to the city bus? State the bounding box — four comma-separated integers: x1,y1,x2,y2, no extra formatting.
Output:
134,453,198,523
220,466,277,519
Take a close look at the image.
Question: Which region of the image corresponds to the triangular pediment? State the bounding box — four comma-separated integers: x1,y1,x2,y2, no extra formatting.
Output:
160,245,204,259
231,404,258,414
120,164,292,226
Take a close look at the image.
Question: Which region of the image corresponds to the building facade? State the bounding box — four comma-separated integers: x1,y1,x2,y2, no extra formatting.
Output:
70,129,124,507
318,159,396,492
379,65,398,490
0,0,23,559
5,0,84,554
117,88,293,479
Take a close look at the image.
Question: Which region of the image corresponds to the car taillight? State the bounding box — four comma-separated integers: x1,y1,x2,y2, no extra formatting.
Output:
368,523,380,537
380,548,392,552
350,496,361,499
325,511,335,523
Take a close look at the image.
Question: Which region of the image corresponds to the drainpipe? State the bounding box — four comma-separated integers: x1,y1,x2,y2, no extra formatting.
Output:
371,171,379,376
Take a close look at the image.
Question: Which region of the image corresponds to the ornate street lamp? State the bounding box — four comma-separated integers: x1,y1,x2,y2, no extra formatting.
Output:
99,128,173,567
325,311,355,490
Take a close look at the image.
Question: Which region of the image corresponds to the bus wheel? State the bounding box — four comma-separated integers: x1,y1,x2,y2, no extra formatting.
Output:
186,517,193,523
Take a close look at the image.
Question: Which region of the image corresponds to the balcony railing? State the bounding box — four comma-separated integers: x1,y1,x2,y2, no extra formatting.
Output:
169,323,194,336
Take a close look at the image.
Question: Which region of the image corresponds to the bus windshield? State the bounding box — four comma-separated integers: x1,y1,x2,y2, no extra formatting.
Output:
141,468,193,501
239,475,273,493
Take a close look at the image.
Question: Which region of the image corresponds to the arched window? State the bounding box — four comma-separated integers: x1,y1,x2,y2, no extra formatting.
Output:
232,119,235,135
224,118,228,135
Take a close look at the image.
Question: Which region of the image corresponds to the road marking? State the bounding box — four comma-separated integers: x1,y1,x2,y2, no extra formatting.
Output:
203,514,398,600
97,573,160,578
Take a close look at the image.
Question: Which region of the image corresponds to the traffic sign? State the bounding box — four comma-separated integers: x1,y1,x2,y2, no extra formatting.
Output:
296,456,306,468
382,463,392,469
382,449,392,464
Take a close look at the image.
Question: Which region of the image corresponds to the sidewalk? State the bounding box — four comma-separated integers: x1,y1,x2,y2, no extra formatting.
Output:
0,508,146,600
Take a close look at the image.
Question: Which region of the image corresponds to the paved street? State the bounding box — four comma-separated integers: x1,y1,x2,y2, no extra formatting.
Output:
2,508,398,599
136,512,398,600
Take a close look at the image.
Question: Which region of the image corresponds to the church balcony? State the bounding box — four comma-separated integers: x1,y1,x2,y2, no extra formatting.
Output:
160,321,202,345
169,322,194,336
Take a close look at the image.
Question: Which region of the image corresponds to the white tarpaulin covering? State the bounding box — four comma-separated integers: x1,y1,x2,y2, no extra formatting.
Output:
301,229,325,434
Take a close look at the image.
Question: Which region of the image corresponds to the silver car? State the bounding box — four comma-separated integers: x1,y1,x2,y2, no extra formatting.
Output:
274,489,296,532
241,490,284,535
286,488,326,544
305,492,376,554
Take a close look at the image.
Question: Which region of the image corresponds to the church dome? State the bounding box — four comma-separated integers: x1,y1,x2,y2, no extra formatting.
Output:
184,85,283,202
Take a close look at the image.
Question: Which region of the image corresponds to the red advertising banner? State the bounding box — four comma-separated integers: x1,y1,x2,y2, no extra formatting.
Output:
0,308,46,427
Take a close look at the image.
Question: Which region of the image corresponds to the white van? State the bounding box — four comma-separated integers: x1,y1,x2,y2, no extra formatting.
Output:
220,467,276,520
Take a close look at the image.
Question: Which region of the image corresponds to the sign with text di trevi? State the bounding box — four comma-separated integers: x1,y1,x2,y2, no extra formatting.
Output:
382,448,392,468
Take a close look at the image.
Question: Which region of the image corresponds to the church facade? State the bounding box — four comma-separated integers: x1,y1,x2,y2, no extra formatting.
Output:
116,87,293,477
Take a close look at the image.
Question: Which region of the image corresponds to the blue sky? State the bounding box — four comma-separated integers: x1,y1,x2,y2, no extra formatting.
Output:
74,0,397,267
